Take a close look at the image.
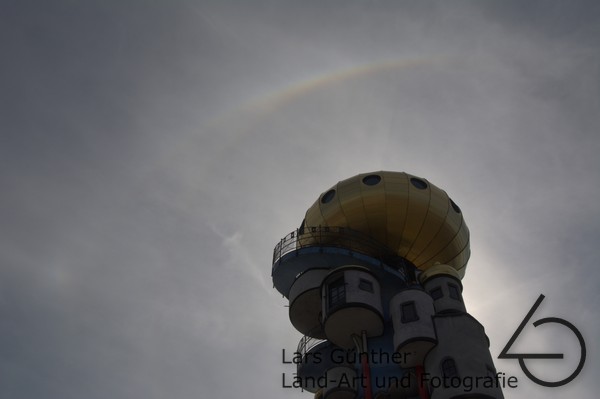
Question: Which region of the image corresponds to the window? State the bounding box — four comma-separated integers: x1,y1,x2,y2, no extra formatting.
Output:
410,177,428,189
449,198,461,213
401,301,418,323
430,287,443,300
362,174,381,186
448,284,461,301
321,189,336,204
328,277,345,310
358,278,374,293
441,358,458,378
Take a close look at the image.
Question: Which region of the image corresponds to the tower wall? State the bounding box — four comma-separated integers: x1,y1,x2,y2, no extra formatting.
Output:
390,288,437,368
321,266,384,349
424,314,503,399
289,268,329,338
422,274,466,314
272,172,502,399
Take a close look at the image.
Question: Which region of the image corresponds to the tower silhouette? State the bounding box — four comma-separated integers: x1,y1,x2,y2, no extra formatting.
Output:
272,171,503,399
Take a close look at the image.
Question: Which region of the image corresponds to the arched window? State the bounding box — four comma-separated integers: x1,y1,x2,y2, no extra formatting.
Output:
441,358,459,378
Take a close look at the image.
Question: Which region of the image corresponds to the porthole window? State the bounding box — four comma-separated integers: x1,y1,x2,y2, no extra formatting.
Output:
362,174,381,186
321,189,336,204
450,198,461,213
358,278,374,293
410,177,428,189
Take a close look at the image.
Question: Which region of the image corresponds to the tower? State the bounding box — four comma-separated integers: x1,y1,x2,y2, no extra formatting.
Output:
272,171,503,399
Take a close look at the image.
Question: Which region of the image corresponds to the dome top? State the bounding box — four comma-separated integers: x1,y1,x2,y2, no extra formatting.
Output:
303,171,470,277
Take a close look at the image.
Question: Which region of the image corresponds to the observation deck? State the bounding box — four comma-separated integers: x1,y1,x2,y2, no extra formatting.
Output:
272,226,415,299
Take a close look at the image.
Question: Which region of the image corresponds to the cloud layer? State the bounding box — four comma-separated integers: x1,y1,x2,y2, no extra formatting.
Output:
1,1,598,398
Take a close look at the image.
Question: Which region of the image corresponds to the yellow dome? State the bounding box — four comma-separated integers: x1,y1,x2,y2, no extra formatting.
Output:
303,171,469,277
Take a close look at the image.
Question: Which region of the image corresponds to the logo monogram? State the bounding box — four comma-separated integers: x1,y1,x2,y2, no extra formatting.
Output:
498,294,586,387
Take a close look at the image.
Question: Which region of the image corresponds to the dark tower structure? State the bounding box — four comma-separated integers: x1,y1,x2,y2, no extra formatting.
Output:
272,171,503,399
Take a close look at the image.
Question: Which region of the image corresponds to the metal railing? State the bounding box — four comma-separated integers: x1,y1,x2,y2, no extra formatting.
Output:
272,226,411,272
297,334,328,358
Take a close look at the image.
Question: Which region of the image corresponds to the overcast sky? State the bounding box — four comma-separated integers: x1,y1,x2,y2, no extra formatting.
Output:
1,1,599,398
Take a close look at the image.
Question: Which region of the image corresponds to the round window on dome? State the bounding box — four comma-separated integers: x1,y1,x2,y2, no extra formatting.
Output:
362,174,381,186
450,199,461,213
410,177,428,189
321,189,336,204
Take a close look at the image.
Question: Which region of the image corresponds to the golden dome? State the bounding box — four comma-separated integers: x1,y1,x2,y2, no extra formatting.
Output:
303,171,469,278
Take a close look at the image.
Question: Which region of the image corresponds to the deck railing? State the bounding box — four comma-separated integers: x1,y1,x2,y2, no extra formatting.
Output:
272,226,410,272
297,334,327,358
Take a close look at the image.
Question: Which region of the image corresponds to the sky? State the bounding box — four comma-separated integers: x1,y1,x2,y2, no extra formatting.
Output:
1,1,599,398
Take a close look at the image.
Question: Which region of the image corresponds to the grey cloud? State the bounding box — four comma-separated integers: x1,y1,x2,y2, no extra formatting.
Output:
1,1,598,398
